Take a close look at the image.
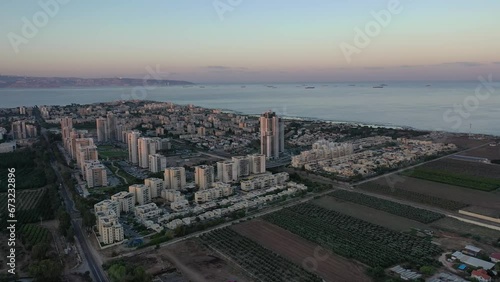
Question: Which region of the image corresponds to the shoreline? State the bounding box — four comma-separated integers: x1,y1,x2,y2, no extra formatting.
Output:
4,99,498,138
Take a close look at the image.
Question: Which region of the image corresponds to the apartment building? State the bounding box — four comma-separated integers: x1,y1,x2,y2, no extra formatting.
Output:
194,165,215,189
111,191,135,213
144,177,164,198
128,184,151,206
164,167,186,190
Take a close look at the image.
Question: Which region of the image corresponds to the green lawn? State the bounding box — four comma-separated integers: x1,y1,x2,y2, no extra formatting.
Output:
401,168,500,192
98,146,128,159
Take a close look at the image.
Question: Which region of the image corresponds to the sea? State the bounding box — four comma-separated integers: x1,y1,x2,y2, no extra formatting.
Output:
1,81,499,136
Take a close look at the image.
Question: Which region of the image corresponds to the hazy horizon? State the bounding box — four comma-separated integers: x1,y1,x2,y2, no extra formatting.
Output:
2,0,500,83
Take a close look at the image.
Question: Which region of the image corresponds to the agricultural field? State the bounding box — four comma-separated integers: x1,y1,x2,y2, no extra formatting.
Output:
165,238,252,282
366,176,500,211
431,217,500,244
232,219,371,282
313,196,431,232
263,203,442,268
461,144,500,160
0,149,52,192
401,167,500,192
0,188,56,229
18,224,51,249
328,190,444,223
356,182,468,210
425,135,490,150
200,227,322,282
103,238,252,281
420,158,500,180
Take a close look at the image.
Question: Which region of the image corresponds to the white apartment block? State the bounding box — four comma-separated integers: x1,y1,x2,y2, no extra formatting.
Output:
171,199,189,211
127,130,141,165
96,210,124,245
164,167,186,190
111,191,135,213
138,137,157,168
292,140,354,168
148,153,167,173
249,154,266,174
260,111,284,159
217,161,238,183
85,161,108,188
161,189,185,202
240,172,289,192
134,203,162,223
232,156,250,177
78,144,99,173
96,117,108,142
128,184,151,206
144,177,164,198
94,199,120,217
194,183,233,203
195,165,215,189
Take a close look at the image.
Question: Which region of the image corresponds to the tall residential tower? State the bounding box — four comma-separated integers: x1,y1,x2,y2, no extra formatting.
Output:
260,111,284,159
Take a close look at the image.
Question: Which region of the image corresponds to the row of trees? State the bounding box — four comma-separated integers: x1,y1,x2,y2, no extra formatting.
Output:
330,190,445,223
103,260,151,282
357,182,468,210
402,168,500,192
200,228,323,282
264,203,442,269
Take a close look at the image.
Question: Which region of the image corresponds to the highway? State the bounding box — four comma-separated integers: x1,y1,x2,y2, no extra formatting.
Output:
42,129,108,282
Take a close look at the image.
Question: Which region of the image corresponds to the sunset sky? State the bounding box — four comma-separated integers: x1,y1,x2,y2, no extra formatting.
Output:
1,0,499,83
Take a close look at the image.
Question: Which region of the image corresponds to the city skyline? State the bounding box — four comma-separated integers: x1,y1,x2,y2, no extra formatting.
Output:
1,1,500,83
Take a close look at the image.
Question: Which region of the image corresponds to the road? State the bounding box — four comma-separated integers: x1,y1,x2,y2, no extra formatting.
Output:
51,162,108,282
42,129,108,282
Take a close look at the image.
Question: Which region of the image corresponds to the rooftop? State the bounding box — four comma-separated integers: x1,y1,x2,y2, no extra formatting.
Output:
452,251,495,270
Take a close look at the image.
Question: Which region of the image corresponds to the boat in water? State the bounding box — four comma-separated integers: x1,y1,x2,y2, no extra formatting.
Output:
305,86,315,89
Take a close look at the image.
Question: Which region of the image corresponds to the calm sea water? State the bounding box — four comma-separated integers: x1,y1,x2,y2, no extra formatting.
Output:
1,82,499,136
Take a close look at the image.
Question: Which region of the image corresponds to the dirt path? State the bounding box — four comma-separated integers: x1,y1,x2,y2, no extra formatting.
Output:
110,161,128,184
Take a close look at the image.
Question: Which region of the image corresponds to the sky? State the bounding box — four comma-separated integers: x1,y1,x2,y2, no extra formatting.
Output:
1,0,499,83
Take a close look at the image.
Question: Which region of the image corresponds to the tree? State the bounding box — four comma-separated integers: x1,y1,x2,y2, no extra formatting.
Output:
82,210,96,228
67,227,75,243
29,259,63,282
31,243,50,261
366,266,385,280
108,263,127,282
58,210,71,236
419,266,436,276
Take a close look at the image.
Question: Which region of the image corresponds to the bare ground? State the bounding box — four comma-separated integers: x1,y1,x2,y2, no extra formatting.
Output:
232,219,371,282
164,238,252,282
369,176,500,211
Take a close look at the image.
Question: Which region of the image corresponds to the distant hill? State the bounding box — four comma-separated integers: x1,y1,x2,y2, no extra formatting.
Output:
0,75,195,88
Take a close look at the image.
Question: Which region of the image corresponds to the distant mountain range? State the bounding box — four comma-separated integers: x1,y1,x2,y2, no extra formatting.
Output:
0,75,194,88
